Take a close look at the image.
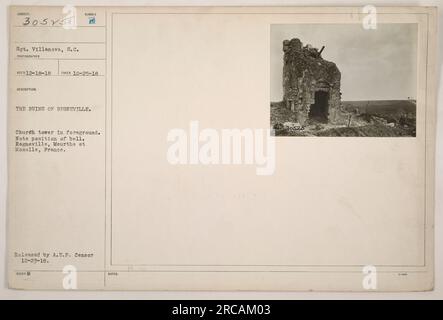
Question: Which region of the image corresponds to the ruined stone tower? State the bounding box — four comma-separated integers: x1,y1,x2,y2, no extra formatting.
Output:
283,38,342,125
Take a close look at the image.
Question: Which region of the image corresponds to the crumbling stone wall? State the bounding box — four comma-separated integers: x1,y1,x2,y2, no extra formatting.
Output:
282,38,342,125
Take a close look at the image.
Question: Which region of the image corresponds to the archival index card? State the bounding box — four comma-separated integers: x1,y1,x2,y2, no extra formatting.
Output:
8,6,437,291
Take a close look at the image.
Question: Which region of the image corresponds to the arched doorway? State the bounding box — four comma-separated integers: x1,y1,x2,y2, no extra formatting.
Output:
308,91,329,123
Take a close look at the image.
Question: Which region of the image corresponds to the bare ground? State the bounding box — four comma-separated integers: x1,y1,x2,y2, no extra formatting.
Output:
271,101,416,137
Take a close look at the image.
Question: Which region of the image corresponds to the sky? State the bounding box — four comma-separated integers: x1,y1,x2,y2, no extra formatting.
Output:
270,23,417,102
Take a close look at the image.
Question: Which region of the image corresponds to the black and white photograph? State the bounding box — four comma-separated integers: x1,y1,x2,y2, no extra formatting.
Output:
271,24,417,137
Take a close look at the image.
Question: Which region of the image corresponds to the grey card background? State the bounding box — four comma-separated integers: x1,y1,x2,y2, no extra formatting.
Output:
0,0,442,299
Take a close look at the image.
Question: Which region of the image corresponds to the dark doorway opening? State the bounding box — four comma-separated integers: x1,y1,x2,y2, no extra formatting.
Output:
308,91,329,123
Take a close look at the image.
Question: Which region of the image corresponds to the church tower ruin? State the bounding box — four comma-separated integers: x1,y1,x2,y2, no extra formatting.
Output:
282,38,342,125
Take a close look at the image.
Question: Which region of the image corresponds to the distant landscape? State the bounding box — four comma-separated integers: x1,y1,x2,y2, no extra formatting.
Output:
342,100,415,117
271,100,416,137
